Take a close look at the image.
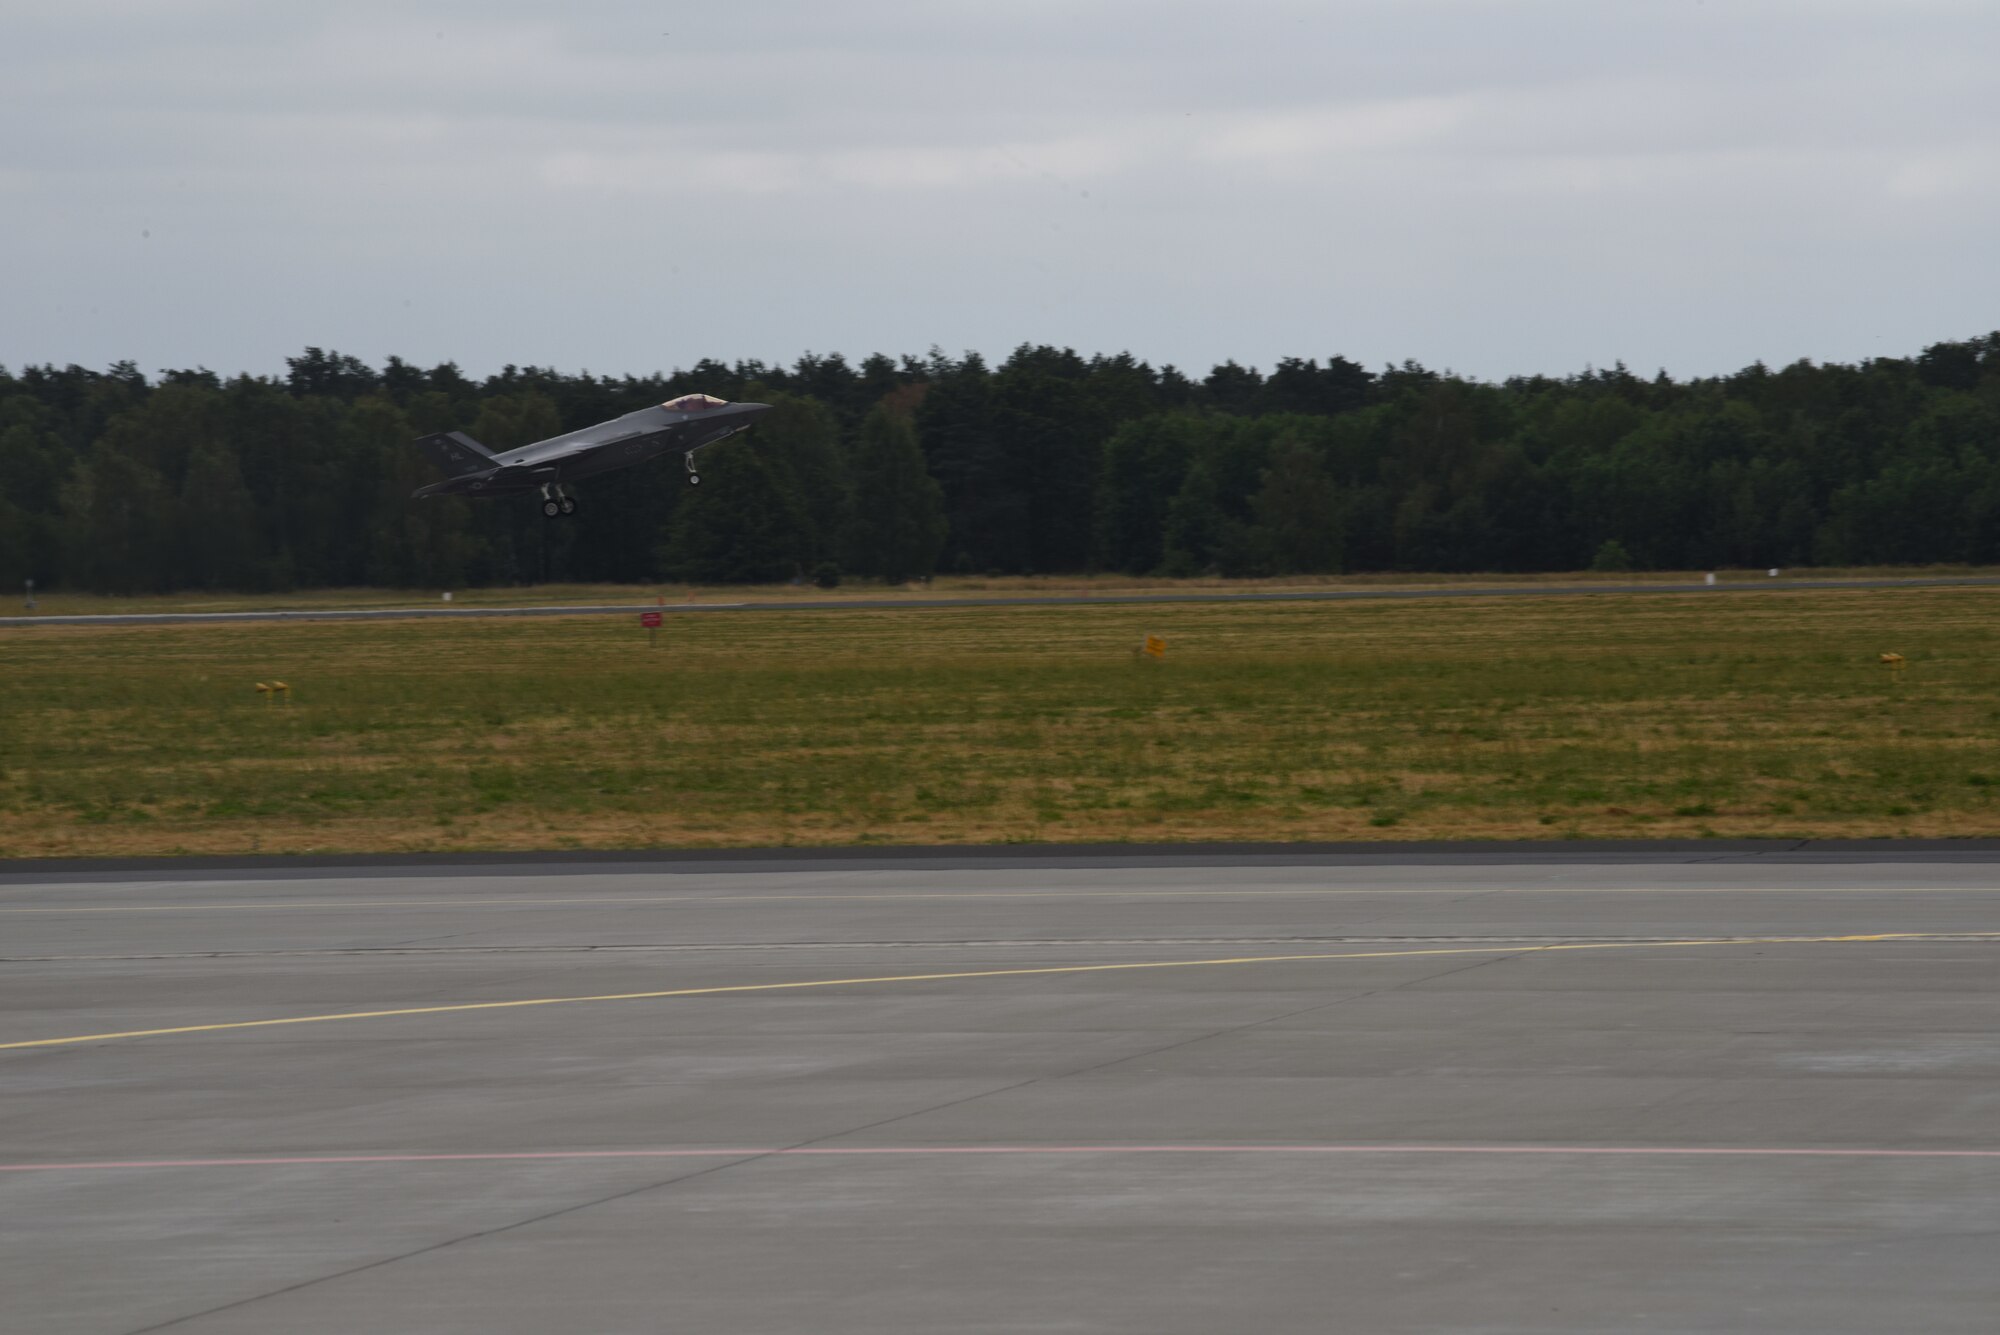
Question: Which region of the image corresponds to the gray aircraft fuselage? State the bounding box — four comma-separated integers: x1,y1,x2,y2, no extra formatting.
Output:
411,394,772,502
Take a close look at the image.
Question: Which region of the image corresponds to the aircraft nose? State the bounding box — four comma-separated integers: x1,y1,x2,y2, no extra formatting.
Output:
733,402,774,419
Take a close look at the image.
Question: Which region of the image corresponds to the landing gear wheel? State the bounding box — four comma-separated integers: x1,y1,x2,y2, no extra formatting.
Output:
558,496,576,516
541,499,561,519
686,473,701,486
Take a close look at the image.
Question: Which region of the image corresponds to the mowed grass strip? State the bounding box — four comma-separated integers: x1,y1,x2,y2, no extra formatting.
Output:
1,589,1996,856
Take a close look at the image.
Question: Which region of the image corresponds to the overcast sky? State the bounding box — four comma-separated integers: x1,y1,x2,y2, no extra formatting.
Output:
4,0,1995,383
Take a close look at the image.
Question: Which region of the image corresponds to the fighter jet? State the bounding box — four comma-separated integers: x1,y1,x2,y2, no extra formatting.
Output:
411,393,772,517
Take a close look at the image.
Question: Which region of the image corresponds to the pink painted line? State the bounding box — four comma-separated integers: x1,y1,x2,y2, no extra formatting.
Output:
6,1144,2000,1173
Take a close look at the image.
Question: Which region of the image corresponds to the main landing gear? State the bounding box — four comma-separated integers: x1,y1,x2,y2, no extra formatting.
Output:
684,451,701,486
539,484,577,518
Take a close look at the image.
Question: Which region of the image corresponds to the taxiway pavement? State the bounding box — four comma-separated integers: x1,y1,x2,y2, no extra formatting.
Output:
6,573,2000,628
3,852,1998,1333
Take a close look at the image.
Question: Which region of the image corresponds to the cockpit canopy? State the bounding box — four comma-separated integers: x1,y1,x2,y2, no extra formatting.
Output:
663,393,729,413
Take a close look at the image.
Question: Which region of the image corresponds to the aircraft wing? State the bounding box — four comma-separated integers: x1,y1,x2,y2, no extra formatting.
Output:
520,434,633,468
487,463,558,482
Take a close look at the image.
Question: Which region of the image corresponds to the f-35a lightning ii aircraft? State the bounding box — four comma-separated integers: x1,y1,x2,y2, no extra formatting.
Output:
411,393,772,517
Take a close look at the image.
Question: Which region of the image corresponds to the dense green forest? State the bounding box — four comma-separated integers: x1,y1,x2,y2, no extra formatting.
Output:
3,335,1998,593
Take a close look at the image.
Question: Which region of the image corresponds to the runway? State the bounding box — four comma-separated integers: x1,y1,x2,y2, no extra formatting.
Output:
6,572,2000,627
4,852,1999,1332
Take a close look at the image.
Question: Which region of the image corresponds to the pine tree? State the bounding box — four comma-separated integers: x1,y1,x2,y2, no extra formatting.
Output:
844,404,947,583
746,393,850,566
658,441,811,583
59,448,173,593
1249,435,1343,574
1092,415,1200,573
916,353,1014,571
176,442,260,588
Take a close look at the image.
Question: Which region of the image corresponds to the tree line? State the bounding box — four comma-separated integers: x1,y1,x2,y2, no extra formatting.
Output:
3,334,1998,594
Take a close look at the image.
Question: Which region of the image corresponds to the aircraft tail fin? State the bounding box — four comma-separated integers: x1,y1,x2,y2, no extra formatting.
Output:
414,431,496,477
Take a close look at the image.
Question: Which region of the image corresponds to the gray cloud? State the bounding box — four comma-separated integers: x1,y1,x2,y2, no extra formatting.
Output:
4,0,1995,380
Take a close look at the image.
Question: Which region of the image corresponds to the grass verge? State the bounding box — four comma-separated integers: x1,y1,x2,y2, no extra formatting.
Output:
2,587,1995,856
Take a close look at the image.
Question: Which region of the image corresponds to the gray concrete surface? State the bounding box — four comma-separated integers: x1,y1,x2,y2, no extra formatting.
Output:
3,856,1998,1333
6,573,2000,628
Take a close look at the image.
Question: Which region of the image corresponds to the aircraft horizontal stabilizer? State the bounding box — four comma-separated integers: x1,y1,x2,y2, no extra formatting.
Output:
415,431,497,478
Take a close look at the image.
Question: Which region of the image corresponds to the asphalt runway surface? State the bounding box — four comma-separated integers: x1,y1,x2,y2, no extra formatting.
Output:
7,573,2000,627
5,852,2000,1333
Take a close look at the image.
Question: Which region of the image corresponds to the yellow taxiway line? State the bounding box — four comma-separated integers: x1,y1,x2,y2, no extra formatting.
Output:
4,931,1992,1053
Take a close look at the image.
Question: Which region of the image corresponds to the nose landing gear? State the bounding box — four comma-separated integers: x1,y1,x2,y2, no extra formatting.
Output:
684,451,701,486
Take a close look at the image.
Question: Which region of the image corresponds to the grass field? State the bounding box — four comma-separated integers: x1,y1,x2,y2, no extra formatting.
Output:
2,586,1997,857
